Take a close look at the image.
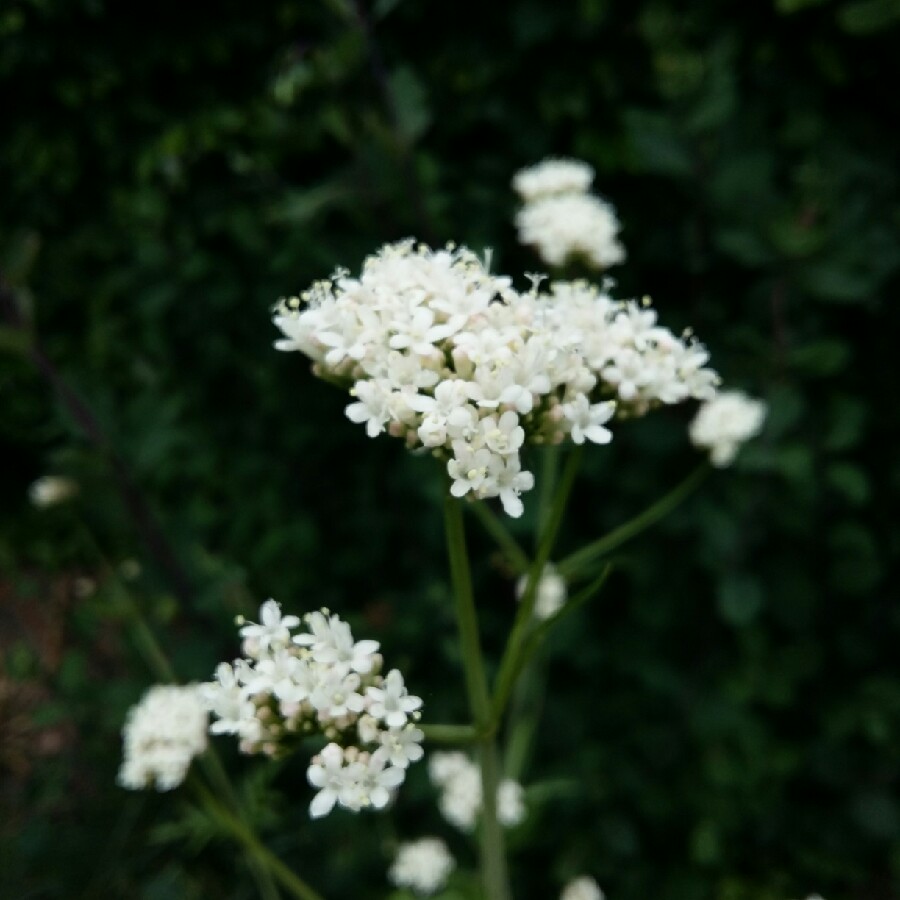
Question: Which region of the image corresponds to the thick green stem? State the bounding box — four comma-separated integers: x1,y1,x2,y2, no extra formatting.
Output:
492,447,583,720
193,781,324,900
444,495,511,900
557,464,709,580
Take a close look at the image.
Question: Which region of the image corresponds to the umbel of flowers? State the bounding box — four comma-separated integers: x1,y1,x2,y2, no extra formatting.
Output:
273,241,723,517
202,600,424,818
512,157,626,270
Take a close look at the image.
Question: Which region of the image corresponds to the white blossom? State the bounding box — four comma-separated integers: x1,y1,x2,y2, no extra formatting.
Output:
239,599,300,652
429,751,526,831
689,391,767,466
389,837,455,896
561,875,605,900
517,564,567,620
513,158,595,201
273,237,725,518
118,684,208,791
516,193,625,270
367,669,423,728
29,475,78,508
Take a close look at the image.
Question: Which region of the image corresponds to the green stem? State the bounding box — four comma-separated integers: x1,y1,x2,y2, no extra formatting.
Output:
193,780,324,900
557,464,709,580
76,523,282,900
420,723,481,744
469,501,530,575
492,447,583,721
444,495,511,900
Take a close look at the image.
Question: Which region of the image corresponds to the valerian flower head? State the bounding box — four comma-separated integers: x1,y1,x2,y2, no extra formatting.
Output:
274,237,723,518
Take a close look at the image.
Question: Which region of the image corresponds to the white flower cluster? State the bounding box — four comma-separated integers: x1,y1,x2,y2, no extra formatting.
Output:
201,600,424,819
118,684,208,791
274,241,721,517
512,158,595,202
513,158,625,270
389,837,455,896
517,563,567,620
428,751,525,831
561,875,605,900
689,390,767,467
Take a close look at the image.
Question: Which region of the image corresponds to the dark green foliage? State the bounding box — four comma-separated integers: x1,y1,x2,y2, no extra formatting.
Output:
1,0,898,897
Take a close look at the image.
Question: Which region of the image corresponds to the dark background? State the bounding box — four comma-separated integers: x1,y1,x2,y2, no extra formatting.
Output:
1,0,898,897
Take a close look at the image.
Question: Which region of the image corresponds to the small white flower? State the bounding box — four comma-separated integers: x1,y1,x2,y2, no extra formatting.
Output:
389,837,455,896
498,778,525,826
367,669,423,728
561,396,616,445
560,875,605,900
29,475,78,508
517,564,567,620
307,742,353,818
239,599,300,651
380,724,425,769
689,391,767,466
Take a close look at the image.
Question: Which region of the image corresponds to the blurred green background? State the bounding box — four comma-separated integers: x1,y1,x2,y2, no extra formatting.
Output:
1,0,898,898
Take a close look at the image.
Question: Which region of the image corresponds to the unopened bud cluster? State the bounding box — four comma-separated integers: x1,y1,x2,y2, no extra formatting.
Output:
201,600,424,818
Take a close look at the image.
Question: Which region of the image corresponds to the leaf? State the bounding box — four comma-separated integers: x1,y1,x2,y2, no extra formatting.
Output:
827,462,870,505
623,109,694,177
789,339,851,376
388,66,431,144
717,575,765,626
838,0,900,33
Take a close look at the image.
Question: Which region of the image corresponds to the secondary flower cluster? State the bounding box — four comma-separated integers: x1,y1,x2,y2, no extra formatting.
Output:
689,390,767,466
201,600,424,818
118,684,208,791
513,158,626,270
389,837,456,896
429,751,525,830
274,240,721,516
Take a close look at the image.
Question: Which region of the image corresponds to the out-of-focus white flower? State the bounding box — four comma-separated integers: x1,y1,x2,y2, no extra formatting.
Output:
689,391,767,466
561,875,605,900
29,476,78,508
428,751,526,830
389,837,455,896
118,684,208,791
517,564,567,620
497,778,525,826
515,193,626,270
513,158,595,201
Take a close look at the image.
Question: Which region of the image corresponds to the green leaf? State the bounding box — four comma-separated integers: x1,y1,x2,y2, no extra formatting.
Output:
389,66,431,144
838,0,900,33
827,462,870,505
789,339,851,376
623,110,693,177
717,575,765,626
